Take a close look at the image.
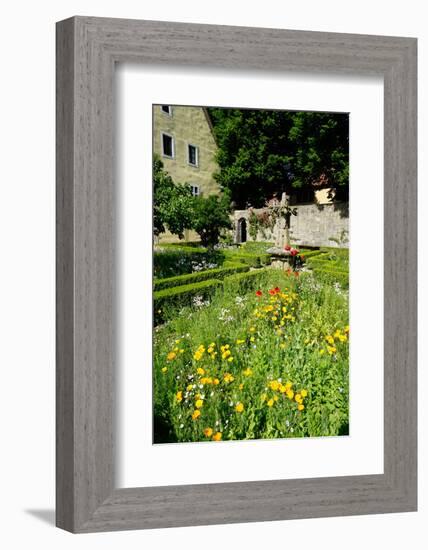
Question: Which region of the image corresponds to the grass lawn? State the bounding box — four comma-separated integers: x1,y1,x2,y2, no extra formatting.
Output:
153,265,349,444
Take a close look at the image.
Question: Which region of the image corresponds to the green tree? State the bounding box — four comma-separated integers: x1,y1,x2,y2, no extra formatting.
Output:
208,108,349,207
153,156,195,238
192,193,232,247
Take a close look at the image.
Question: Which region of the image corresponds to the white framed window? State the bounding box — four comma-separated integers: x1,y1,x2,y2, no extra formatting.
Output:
190,185,200,197
160,105,172,115
187,143,199,167
161,132,174,158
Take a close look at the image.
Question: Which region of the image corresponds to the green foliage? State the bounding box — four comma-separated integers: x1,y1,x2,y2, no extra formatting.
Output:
153,269,349,442
154,263,250,291
207,108,349,207
154,247,221,279
311,268,349,289
240,241,273,254
153,155,195,238
154,279,223,323
192,193,232,247
223,268,271,293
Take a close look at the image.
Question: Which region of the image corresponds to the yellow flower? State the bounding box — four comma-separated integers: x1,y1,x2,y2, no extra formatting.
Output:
297,404,305,411
301,389,308,397
179,349,185,354
239,383,244,390
250,336,255,342
319,349,325,355
272,316,277,321
267,398,274,407
325,335,335,345
223,372,234,383
295,393,303,403
280,343,286,349
209,342,216,348
273,395,278,402
344,325,350,333
286,390,294,400
261,393,267,402
207,347,214,354
236,339,245,345
195,399,204,409
175,391,183,402
221,349,231,359
269,380,280,391
197,367,205,376
167,352,177,361
235,402,244,413
243,368,253,377
249,326,256,332
161,367,168,373
213,378,220,385
191,410,201,420
186,384,194,391
203,427,213,437
227,356,234,362
175,339,180,344
212,432,222,441
194,351,203,361
327,345,337,355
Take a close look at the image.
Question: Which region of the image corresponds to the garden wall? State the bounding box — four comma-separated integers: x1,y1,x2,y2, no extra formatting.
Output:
233,202,349,248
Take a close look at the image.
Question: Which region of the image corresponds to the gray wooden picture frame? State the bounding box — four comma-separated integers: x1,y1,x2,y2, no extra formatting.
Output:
56,16,417,533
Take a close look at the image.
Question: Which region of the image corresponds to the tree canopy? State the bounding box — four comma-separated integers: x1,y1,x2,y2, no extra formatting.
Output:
207,108,349,207
153,155,194,238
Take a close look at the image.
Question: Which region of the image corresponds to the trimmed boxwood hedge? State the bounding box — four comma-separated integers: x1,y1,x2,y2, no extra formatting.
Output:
154,263,249,291
154,279,223,323
223,268,271,293
223,250,271,268
312,268,349,289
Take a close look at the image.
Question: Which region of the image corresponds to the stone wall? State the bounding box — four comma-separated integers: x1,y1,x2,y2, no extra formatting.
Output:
232,202,349,248
289,202,349,247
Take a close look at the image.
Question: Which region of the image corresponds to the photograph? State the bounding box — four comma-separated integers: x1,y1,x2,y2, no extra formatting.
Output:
152,104,350,444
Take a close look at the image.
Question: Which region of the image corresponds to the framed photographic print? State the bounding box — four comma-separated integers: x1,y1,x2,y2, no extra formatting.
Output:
56,16,417,532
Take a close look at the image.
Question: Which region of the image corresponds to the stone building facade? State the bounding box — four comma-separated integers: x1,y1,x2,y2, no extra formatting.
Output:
153,104,221,243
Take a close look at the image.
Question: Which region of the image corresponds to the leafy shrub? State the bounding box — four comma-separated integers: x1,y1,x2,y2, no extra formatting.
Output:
192,194,232,247
154,279,223,323
154,263,249,291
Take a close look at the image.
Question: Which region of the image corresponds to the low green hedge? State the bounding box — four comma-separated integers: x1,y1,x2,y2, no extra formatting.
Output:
300,249,324,260
223,268,271,293
312,268,349,289
223,250,271,268
154,279,223,323
154,263,249,291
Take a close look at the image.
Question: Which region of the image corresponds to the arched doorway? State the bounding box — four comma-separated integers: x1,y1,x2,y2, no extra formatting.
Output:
237,218,247,243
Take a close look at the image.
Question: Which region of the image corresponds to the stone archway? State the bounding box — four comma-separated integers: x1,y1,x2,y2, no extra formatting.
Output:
237,217,247,243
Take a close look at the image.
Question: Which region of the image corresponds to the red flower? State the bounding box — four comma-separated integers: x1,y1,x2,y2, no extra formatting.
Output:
290,248,299,256
284,244,291,251
286,268,292,276
255,290,262,297
294,271,299,277
274,286,280,293
300,254,305,260
269,289,276,295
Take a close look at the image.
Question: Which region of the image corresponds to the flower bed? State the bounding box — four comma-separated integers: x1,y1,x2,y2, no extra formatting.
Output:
153,269,349,443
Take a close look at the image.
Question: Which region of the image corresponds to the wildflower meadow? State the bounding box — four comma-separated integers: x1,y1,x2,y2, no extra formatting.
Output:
153,250,349,444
